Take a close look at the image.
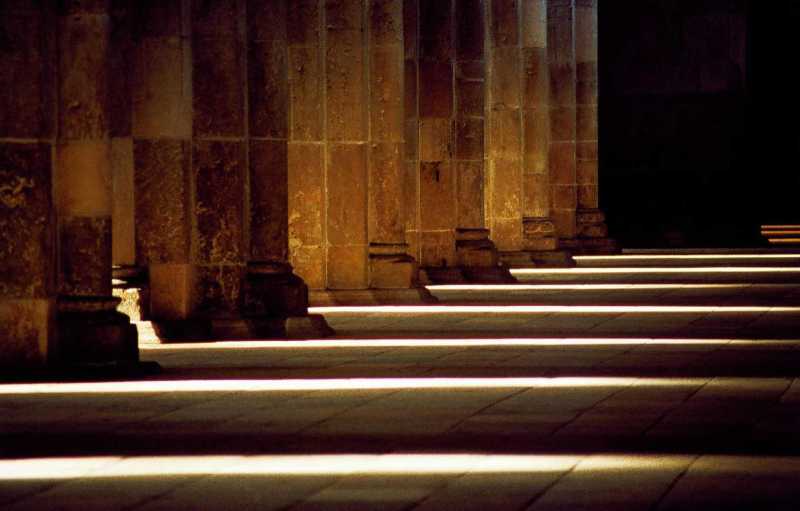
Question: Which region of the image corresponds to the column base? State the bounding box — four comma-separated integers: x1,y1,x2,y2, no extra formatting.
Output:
55,295,139,367
369,243,419,289
523,217,558,252
310,287,437,306
453,228,517,283
145,261,335,341
562,209,620,254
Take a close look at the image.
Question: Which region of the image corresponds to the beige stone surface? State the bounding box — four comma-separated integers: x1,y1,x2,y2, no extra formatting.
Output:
489,110,522,160
250,140,289,261
419,119,452,162
290,246,326,290
549,141,576,184
524,109,550,174
489,46,521,109
58,216,112,296
369,254,416,289
111,138,135,266
192,35,244,137
327,245,368,290
369,143,405,244
369,0,402,46
132,37,191,139
289,47,323,142
456,161,484,229
420,162,456,231
193,141,245,265
58,11,109,141
149,263,197,320
248,40,288,139
288,144,324,247
0,143,53,300
133,139,190,265
327,143,368,246
326,28,367,141
370,47,404,142
56,141,112,217
0,298,52,367
420,230,457,267
525,173,551,218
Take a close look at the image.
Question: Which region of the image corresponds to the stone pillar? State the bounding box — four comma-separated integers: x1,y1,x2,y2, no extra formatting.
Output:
547,0,578,244
574,0,614,252
325,0,369,292
521,0,572,265
409,0,509,284
109,2,140,296
287,0,326,290
245,0,331,335
486,0,525,259
55,0,137,365
189,0,247,338
415,0,461,282
455,0,513,282
286,0,428,303
0,2,56,367
366,0,428,299
403,0,422,277
131,0,195,336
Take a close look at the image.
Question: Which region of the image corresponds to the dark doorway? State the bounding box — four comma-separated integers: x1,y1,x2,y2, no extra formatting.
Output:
599,0,799,248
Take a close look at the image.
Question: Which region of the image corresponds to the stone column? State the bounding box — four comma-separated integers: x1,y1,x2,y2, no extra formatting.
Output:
245,0,331,335
415,0,461,282
109,2,141,304
521,0,571,265
367,0,419,293
486,0,525,257
55,0,137,365
0,0,57,368
455,0,512,281
189,0,251,338
403,0,422,276
547,0,578,244
574,0,614,252
325,0,369,291
131,0,195,337
287,0,326,291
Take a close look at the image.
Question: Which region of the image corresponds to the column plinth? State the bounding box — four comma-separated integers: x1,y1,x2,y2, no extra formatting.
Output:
456,229,516,283
55,295,138,366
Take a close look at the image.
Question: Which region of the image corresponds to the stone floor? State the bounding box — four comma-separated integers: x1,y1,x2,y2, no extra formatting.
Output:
2,251,800,510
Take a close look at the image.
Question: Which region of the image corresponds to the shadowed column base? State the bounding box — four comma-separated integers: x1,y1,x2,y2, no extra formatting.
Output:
559,209,619,254
455,228,516,283
55,295,139,367
497,218,576,267
146,262,334,341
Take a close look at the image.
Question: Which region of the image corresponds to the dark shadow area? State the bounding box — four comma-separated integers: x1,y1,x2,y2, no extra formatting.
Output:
3,431,800,458
599,0,800,248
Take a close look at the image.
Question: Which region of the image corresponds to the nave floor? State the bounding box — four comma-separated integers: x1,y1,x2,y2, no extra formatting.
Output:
2,251,800,510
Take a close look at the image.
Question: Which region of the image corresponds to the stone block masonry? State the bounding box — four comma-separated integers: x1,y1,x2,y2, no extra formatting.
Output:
0,0,620,366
